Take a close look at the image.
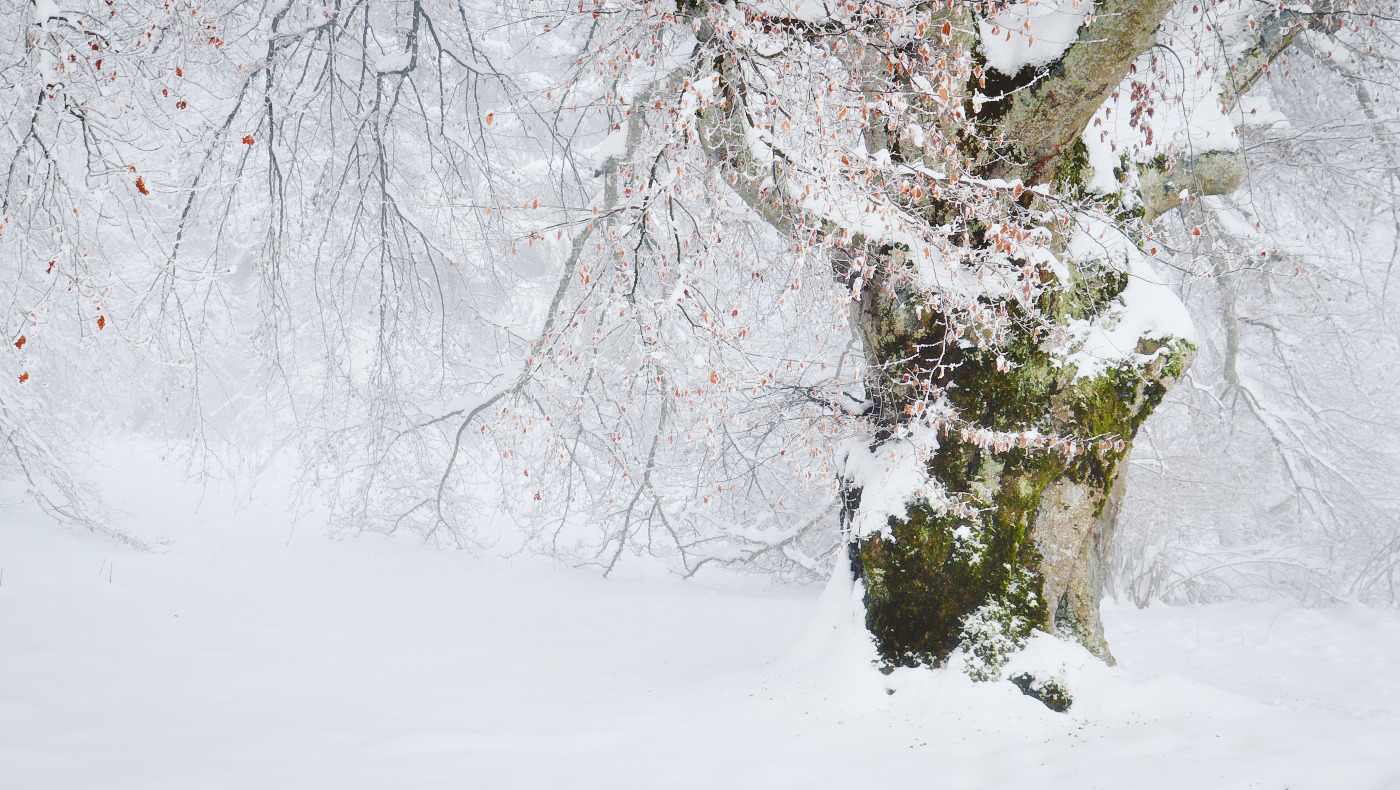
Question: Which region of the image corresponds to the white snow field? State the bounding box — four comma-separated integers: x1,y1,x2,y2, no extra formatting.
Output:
3,449,1398,790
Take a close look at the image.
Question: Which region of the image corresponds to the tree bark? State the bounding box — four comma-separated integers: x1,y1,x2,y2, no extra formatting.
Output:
848,265,1193,667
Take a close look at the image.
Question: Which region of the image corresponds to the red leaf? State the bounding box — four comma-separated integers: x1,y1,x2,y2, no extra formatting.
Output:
14,335,25,349
242,135,255,145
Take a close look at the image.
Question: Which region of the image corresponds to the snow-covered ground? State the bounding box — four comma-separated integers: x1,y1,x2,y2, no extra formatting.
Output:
3,448,1397,789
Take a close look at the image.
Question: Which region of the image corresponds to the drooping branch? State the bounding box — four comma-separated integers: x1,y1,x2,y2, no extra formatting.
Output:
690,26,805,236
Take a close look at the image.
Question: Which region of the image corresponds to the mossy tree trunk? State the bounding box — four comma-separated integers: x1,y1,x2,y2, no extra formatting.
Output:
684,0,1258,672
847,265,1193,668
842,0,1194,669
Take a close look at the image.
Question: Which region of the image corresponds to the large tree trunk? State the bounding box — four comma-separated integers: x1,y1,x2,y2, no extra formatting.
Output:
846,267,1192,669
688,0,1223,676
830,0,1194,672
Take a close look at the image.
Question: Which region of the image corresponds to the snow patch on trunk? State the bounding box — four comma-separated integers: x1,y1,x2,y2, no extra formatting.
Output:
978,0,1094,76
840,425,953,540
1059,216,1196,378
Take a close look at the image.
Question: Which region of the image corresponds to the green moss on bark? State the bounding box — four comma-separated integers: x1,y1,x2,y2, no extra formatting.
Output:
852,275,1193,668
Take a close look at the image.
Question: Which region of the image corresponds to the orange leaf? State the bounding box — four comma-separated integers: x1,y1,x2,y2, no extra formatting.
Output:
176,67,183,77
14,335,25,349
242,135,255,145
18,372,28,383
96,316,105,330
709,371,719,384
485,112,494,125
135,176,149,195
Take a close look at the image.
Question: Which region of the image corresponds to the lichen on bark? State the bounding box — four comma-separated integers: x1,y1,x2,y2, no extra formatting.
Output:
1138,151,1246,222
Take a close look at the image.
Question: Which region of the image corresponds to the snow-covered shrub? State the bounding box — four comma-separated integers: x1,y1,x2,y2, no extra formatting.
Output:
958,598,1032,683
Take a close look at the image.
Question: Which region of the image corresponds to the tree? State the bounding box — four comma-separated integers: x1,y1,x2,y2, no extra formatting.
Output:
4,0,1395,686
677,0,1201,674
644,0,1393,678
